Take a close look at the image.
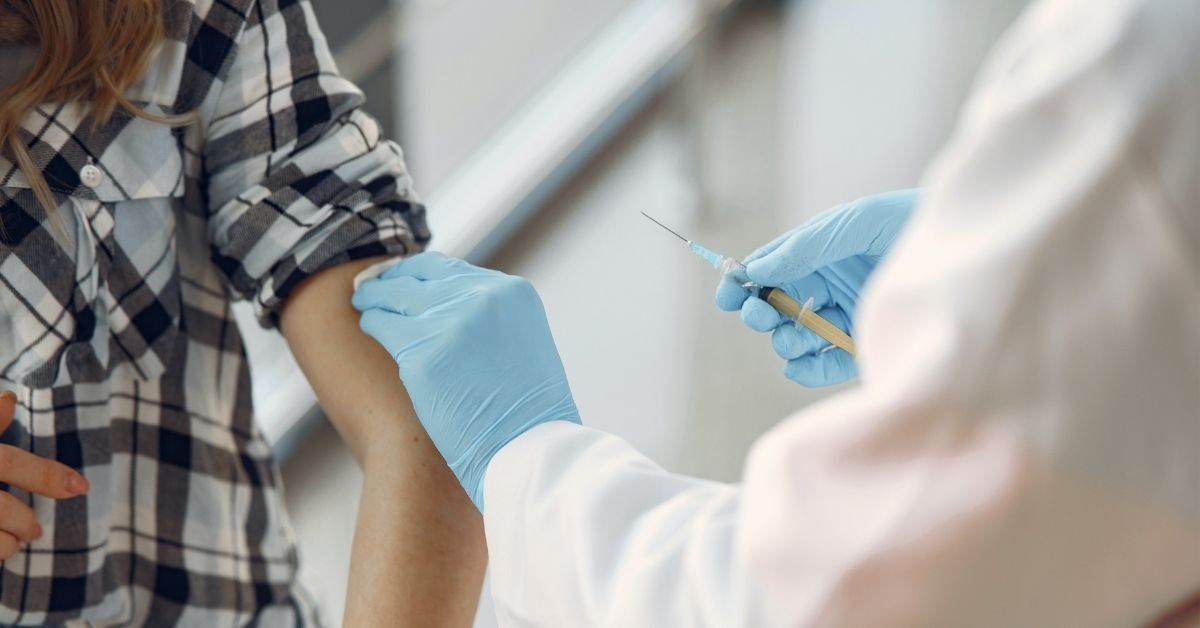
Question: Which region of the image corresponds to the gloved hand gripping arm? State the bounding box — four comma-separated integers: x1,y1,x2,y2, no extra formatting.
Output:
353,252,581,510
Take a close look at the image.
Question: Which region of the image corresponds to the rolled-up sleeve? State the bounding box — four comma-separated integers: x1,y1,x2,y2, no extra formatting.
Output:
202,0,429,327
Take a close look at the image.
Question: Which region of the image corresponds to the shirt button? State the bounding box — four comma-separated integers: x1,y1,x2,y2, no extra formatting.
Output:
80,164,103,189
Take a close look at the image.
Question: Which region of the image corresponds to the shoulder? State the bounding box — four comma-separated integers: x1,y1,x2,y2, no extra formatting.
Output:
161,0,254,44
134,0,258,112
163,0,306,36
155,0,318,81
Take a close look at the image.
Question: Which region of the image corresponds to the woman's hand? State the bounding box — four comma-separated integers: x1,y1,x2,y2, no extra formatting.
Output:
0,391,90,560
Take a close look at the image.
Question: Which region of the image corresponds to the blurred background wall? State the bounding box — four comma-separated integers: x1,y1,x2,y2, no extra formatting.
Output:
236,0,1031,624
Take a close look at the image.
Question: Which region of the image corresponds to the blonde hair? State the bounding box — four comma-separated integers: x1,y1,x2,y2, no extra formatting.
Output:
0,0,186,241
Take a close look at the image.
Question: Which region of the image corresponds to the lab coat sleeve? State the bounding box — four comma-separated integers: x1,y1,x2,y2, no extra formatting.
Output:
486,422,741,627
484,0,1200,626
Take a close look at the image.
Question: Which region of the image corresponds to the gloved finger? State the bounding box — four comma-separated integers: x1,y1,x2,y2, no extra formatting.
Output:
358,308,398,344
771,322,826,361
745,226,831,287
358,308,437,360
740,227,799,266
740,296,783,332
810,304,853,339
379,251,486,281
851,188,921,257
352,275,437,315
770,304,849,359
715,273,752,312
744,199,875,287
747,190,921,287
783,349,858,387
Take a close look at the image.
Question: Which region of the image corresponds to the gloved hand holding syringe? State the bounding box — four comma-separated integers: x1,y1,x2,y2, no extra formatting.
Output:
641,212,856,357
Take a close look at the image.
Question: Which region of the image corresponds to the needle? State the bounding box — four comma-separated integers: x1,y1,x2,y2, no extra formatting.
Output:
640,211,689,243
638,211,857,357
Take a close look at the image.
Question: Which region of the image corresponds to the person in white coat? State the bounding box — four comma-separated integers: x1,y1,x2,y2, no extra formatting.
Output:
351,0,1200,625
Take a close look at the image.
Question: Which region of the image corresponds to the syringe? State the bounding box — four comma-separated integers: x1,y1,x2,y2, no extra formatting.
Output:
641,212,857,357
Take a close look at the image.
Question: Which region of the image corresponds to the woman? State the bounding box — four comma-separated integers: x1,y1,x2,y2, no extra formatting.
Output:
0,0,485,625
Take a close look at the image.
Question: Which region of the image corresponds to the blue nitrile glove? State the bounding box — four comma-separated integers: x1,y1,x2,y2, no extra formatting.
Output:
716,189,920,386
352,252,580,511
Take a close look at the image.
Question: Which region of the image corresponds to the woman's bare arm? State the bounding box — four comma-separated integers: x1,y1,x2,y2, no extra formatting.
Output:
280,257,486,627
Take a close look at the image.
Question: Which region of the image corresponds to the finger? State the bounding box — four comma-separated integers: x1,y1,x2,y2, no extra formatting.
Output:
772,304,852,359
745,200,872,287
379,251,488,281
784,350,859,387
715,274,751,312
853,188,921,257
807,305,853,339
0,392,14,433
356,271,491,318
747,190,920,286
352,276,437,316
358,309,436,361
745,227,830,287
0,445,89,499
359,308,401,349
740,296,783,332
740,228,798,266
0,531,20,561
0,492,42,542
771,323,826,361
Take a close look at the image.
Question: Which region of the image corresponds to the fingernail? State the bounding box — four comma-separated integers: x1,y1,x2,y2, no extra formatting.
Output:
66,472,89,496
33,523,42,540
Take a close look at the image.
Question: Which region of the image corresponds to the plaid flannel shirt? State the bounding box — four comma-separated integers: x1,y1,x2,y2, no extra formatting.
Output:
0,0,429,624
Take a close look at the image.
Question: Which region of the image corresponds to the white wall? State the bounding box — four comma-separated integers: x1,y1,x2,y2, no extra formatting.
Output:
777,0,1030,225
396,0,639,191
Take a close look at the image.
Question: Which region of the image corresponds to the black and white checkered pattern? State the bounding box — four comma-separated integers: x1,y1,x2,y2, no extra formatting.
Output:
0,0,429,624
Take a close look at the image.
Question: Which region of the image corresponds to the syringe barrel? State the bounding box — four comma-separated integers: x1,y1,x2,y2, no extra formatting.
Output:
757,287,857,356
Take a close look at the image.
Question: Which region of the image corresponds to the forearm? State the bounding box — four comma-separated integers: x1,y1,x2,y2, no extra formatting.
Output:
281,257,486,627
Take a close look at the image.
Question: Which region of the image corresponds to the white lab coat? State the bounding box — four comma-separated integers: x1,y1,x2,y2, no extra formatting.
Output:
482,0,1200,625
